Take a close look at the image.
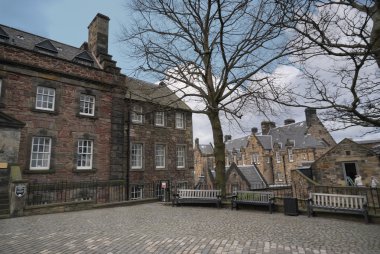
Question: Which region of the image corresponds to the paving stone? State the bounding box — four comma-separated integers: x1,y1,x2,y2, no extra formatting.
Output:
0,203,379,253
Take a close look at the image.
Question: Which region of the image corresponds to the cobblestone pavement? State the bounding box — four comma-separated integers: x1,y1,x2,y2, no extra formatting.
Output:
0,203,379,254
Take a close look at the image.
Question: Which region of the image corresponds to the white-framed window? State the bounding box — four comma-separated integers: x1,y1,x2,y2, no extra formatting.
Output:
36,86,55,111
131,105,143,123
278,142,283,149
288,148,294,162
130,185,143,200
242,154,246,165
30,137,51,170
77,140,93,169
267,156,271,164
175,112,185,129
276,151,281,164
79,94,95,116
252,153,260,165
176,145,186,168
155,112,165,126
155,144,166,168
131,143,143,169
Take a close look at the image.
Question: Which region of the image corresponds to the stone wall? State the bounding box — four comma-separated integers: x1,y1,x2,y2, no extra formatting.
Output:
129,100,194,186
0,128,21,163
0,43,125,182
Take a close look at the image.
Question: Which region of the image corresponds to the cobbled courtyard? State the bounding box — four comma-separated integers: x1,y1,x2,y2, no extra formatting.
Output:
0,203,379,254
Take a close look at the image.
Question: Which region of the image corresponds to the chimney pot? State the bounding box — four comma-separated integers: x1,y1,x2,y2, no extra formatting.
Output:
284,119,295,125
251,127,258,134
224,135,232,142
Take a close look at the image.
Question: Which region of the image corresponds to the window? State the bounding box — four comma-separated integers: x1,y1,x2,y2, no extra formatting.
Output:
30,137,51,170
242,154,246,165
266,157,271,164
79,94,95,116
131,143,143,169
131,105,143,123
175,112,185,129
155,144,166,168
155,112,165,126
276,152,281,164
77,140,93,169
176,145,186,168
36,86,55,111
288,148,294,162
278,142,283,149
252,153,260,165
131,185,143,200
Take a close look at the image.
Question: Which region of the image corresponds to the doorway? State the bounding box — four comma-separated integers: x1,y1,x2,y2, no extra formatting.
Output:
343,162,357,186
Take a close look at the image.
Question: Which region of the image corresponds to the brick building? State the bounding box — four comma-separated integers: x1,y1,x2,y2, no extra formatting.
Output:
311,138,380,187
194,109,335,192
193,138,215,189
0,14,194,198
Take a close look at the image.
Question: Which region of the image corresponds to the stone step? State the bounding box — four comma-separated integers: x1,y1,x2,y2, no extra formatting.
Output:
0,203,9,210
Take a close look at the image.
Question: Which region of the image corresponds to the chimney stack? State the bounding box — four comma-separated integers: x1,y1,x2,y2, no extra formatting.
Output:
195,138,199,146
305,108,317,127
261,121,276,135
251,127,258,135
88,13,110,56
284,119,295,125
87,13,120,74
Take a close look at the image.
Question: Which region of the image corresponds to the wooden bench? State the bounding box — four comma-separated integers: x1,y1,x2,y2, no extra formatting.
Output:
231,191,275,213
308,193,369,223
172,189,222,208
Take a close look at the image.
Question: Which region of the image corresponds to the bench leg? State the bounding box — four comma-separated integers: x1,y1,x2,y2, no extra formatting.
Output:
364,211,369,224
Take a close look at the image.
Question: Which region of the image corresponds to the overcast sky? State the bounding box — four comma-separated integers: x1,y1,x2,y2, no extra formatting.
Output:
1,0,378,144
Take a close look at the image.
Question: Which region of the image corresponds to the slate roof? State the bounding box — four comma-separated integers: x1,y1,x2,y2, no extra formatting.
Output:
225,136,249,152
268,121,326,149
126,77,191,110
238,165,266,189
256,135,272,150
198,144,214,155
0,24,98,68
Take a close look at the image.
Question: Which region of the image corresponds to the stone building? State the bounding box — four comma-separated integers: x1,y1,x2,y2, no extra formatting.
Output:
126,78,194,197
193,138,215,189
214,108,335,192
311,138,380,187
0,14,194,198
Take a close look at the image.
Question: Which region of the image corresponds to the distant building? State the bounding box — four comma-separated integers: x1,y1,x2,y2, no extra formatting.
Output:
193,138,215,189
195,108,336,192
312,138,380,186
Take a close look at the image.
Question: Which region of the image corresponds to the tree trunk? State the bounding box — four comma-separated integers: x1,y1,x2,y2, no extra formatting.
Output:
208,110,226,196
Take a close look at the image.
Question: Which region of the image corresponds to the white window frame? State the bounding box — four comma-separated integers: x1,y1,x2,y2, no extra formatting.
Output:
155,112,165,126
30,137,51,170
252,153,260,165
155,144,166,168
131,185,143,200
175,112,185,129
36,86,55,111
77,140,93,170
131,143,143,169
242,154,246,165
176,145,186,168
267,156,271,164
276,151,281,164
131,105,143,123
288,148,294,162
278,142,283,149
79,94,95,116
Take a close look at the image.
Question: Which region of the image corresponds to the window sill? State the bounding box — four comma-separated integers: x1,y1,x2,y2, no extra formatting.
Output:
73,169,96,173
31,108,59,115
76,113,98,120
24,169,55,174
130,168,144,171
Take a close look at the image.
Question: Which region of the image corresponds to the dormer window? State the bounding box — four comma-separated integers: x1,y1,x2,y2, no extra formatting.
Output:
73,51,94,67
35,39,58,56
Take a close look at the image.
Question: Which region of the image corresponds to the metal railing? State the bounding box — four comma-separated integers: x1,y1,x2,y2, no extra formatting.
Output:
27,180,127,206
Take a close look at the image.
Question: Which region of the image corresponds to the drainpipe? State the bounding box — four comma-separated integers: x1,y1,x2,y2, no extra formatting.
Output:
125,94,131,201
282,155,288,184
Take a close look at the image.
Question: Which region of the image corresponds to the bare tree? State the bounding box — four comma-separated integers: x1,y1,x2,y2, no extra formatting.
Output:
272,0,380,131
121,0,293,194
